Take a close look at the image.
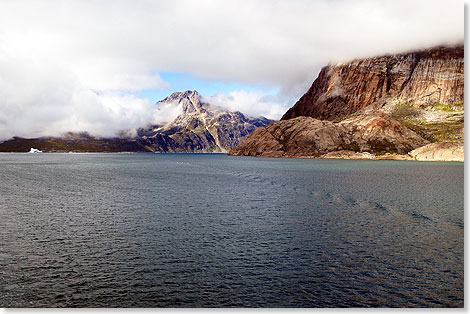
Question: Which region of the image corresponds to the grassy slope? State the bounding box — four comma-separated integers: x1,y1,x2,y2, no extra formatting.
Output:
390,102,464,143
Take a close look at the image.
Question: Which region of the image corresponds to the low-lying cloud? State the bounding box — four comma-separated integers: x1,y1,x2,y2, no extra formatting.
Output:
0,0,463,140
152,102,183,125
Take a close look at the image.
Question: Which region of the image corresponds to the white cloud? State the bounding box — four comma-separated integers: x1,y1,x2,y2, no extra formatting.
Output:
72,61,169,92
0,0,463,139
202,91,287,120
152,102,183,125
0,50,153,139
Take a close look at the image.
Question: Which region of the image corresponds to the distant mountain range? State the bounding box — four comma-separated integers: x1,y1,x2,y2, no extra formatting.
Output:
0,90,274,153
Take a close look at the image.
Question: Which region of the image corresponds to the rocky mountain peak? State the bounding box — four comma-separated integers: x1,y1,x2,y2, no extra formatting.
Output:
141,91,275,153
157,90,204,115
162,90,199,101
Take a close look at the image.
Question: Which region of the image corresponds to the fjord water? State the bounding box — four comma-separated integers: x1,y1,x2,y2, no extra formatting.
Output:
0,153,463,307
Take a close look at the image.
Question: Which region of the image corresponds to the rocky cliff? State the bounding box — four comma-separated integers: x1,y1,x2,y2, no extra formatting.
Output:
137,90,274,153
282,45,464,122
230,45,464,160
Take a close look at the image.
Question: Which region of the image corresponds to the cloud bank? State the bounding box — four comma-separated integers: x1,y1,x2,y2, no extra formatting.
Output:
0,0,463,140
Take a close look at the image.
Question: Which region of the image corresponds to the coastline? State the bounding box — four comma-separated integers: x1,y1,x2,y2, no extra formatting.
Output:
228,150,464,162
3,150,463,162
238,155,464,162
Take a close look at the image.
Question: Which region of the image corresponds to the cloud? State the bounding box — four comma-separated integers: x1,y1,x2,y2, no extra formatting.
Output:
0,0,463,139
202,91,287,120
0,50,154,139
152,102,183,125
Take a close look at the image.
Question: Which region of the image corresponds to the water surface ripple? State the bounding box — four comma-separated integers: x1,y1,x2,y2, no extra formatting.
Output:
0,153,463,307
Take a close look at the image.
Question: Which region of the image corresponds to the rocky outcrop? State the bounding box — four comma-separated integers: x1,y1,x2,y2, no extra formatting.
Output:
229,113,428,158
409,142,464,162
138,90,273,153
282,45,464,122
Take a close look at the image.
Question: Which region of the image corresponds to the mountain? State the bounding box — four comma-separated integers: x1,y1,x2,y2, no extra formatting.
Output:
282,45,464,122
136,90,274,153
0,91,274,153
230,45,464,160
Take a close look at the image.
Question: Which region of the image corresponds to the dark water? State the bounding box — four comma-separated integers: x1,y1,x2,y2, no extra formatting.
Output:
0,153,464,307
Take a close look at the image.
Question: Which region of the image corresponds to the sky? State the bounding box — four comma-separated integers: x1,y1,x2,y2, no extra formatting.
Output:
0,0,464,140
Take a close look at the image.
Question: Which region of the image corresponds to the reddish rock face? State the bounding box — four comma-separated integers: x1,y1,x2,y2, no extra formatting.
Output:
282,45,464,122
229,114,429,158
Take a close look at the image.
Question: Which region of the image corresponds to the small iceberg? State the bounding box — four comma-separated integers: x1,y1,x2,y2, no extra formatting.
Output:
28,148,43,153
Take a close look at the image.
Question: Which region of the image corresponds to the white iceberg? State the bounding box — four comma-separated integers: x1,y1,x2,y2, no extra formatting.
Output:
28,148,43,153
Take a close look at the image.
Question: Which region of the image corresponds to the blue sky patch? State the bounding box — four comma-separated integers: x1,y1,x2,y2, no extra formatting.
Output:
136,72,278,104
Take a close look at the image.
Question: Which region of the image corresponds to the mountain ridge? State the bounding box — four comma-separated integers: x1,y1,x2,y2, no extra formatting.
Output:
0,90,274,153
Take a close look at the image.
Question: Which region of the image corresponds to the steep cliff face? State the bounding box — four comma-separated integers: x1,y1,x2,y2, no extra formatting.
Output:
137,90,274,153
282,45,464,122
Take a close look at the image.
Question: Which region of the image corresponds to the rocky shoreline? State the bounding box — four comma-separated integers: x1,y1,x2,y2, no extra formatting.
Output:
233,142,464,162
320,142,464,162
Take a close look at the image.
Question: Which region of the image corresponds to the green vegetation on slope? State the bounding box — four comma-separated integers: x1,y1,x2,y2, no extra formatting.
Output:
401,119,464,143
391,102,464,143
